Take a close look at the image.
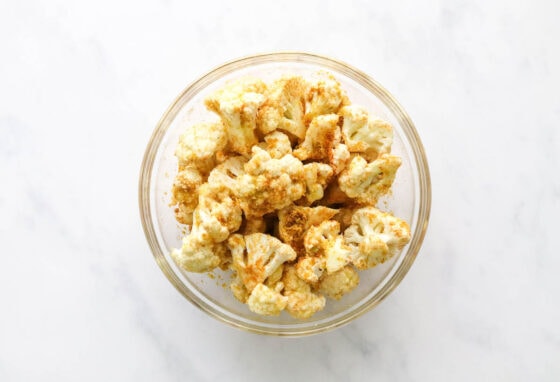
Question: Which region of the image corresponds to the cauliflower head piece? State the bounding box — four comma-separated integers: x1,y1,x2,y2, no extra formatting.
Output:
205,78,267,156
236,147,306,218
318,265,359,300
257,76,308,140
344,207,411,269
339,105,393,159
175,121,228,174
303,220,352,274
171,235,230,273
282,265,326,319
338,154,401,205
302,162,334,204
259,131,293,159
227,233,297,293
192,183,242,243
305,72,349,124
171,167,204,225
278,205,338,255
247,283,288,316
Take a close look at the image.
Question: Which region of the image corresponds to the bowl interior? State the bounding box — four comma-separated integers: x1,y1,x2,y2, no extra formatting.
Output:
140,53,430,335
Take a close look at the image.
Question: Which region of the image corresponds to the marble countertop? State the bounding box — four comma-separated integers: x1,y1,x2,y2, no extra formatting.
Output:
1,0,559,380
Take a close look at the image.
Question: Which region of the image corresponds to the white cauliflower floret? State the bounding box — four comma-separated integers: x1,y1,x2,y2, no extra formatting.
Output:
302,163,333,204
304,220,352,274
205,78,267,156
247,283,288,316
278,205,338,255
257,76,308,140
171,167,204,225
318,265,359,300
171,235,229,273
192,184,242,243
227,233,296,293
339,105,393,159
293,114,350,174
175,121,228,174
305,72,349,124
295,256,325,283
282,265,326,319
259,131,293,159
338,154,401,205
236,147,306,218
344,207,411,269
206,156,246,191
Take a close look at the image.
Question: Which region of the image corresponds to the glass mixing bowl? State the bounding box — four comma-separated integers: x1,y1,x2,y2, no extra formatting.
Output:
139,52,431,336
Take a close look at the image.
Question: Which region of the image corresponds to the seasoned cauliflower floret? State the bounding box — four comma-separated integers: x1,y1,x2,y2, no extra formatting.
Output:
193,184,242,243
175,121,228,174
293,114,350,174
236,147,306,218
304,220,352,274
339,105,393,159
247,283,288,316
205,78,267,156
305,72,349,123
207,156,246,190
295,256,325,283
278,205,338,255
318,266,359,300
282,265,326,319
338,154,401,205
302,162,334,204
227,233,297,292
257,76,308,140
171,167,204,225
171,235,230,273
260,131,293,159
344,207,411,269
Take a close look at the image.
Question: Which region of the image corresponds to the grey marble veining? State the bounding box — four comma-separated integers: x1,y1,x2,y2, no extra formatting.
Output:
1,0,559,381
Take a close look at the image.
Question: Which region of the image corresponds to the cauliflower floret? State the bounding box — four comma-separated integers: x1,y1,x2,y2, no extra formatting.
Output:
257,76,308,140
207,156,246,190
175,121,228,174
260,131,293,159
171,235,229,273
282,265,326,319
227,233,296,292
302,163,333,204
171,167,204,225
305,72,349,124
339,105,393,159
236,147,306,218
230,272,249,303
205,78,267,156
295,256,325,283
304,220,352,274
338,154,401,205
278,205,338,255
293,114,339,161
293,115,350,174
192,184,242,243
318,265,359,300
344,207,411,269
247,283,288,316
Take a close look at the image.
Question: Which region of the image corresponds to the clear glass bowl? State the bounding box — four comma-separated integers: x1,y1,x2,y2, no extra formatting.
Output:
139,52,431,336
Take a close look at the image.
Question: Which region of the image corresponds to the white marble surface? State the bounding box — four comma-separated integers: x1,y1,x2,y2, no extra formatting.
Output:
1,0,559,380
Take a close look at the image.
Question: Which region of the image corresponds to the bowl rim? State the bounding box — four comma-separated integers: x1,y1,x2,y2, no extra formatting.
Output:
139,51,431,336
